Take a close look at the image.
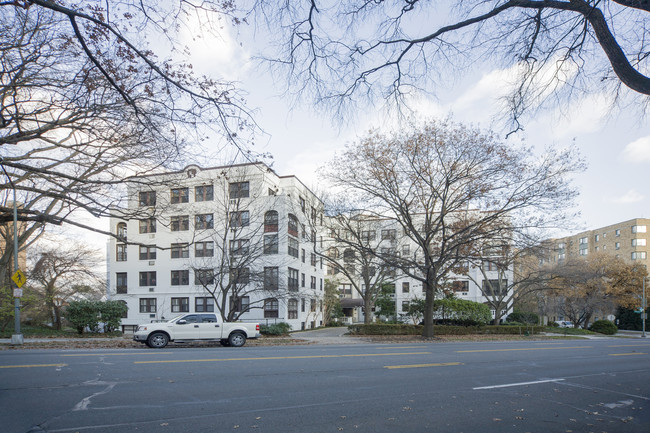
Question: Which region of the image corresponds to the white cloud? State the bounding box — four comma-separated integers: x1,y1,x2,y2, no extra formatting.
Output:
622,136,650,163
610,189,645,204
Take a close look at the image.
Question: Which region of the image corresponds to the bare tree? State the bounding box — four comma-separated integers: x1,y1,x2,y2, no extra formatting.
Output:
0,2,257,285
322,207,398,324
322,118,582,338
27,242,103,330
262,1,650,129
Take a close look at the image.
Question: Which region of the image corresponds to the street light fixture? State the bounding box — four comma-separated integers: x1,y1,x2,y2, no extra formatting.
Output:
0,157,23,344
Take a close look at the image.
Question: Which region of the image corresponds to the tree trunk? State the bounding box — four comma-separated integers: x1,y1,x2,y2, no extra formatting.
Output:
53,305,62,330
363,297,373,324
422,281,435,338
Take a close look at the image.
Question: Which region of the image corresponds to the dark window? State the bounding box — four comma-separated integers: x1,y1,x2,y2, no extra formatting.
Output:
116,222,127,241
301,273,305,288
195,185,213,202
171,270,189,286
139,271,156,287
170,187,189,204
139,218,156,234
381,229,396,240
310,276,316,289
301,248,306,263
116,272,127,294
195,297,214,312
139,191,156,207
230,296,250,313
264,298,279,318
343,248,355,262
288,298,298,319
229,210,250,227
264,210,279,232
139,298,156,313
139,245,157,260
288,237,299,258
310,253,317,267
310,299,316,312
118,300,128,318
170,215,189,232
195,241,214,257
361,230,376,241
229,267,250,285
264,234,278,254
482,280,507,296
288,268,299,291
229,181,250,199
402,282,410,293
116,244,127,261
230,239,249,256
195,214,214,230
170,243,189,258
288,214,299,237
452,281,469,292
195,269,215,285
171,297,189,313
264,267,279,290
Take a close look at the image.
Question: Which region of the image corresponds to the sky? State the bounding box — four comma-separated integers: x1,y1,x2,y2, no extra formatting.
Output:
180,13,650,237
51,4,650,254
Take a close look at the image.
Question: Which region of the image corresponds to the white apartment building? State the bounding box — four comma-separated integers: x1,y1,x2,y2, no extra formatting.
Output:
107,162,325,332
325,217,514,323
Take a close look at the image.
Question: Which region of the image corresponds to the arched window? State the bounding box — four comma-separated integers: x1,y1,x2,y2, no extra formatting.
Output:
327,247,339,259
343,248,356,263
264,298,279,318
117,222,127,241
288,298,298,319
288,213,299,237
264,210,279,232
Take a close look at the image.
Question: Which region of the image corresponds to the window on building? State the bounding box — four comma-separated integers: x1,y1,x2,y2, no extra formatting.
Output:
402,282,410,293
229,210,250,227
229,267,250,285
170,215,189,231
195,297,214,312
452,280,469,292
195,241,214,257
264,210,279,233
195,269,215,285
139,298,156,313
343,248,356,263
264,267,279,290
288,267,299,291
116,222,127,241
482,279,508,296
118,300,128,318
633,239,647,247
264,298,279,318
171,270,189,286
288,298,298,319
139,191,156,207
402,244,410,256
171,243,189,258
402,301,410,312
288,237,299,258
195,185,213,202
170,187,189,204
632,251,647,260
229,239,249,256
616,229,621,236
195,213,214,230
301,273,305,287
287,214,299,239
116,272,127,294
139,218,156,234
139,245,157,260
361,230,376,241
301,248,306,263
595,234,600,242
264,234,278,254
299,196,306,212
632,225,647,233
310,253,317,267
171,297,189,313
310,299,316,312
579,237,588,244
230,296,250,313
229,181,249,199
579,249,588,256
139,271,156,287
381,229,396,240
116,244,127,261
615,242,620,250
310,276,317,289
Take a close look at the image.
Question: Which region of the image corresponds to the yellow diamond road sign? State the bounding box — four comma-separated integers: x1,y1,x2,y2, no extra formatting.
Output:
12,270,25,288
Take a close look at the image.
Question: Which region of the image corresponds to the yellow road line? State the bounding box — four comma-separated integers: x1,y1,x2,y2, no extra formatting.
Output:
609,353,647,356
384,362,463,369
134,352,431,364
456,346,591,353
0,363,67,369
62,352,173,357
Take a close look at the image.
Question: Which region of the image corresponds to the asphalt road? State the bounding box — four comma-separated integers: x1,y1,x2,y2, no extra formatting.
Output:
2,338,650,433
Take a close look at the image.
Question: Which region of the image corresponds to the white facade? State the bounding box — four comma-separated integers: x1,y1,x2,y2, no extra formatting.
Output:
108,163,325,331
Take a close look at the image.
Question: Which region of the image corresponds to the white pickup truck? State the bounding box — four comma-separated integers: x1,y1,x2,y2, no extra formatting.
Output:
133,313,261,348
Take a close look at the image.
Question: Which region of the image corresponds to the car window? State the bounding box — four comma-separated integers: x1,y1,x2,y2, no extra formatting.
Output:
201,314,218,323
182,315,199,324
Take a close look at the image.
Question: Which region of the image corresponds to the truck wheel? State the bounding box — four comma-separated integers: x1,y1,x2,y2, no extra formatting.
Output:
147,332,169,349
220,339,230,347
228,332,246,347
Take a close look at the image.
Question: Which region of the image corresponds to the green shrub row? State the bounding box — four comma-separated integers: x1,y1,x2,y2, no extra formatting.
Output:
260,322,292,336
589,320,618,335
348,324,545,335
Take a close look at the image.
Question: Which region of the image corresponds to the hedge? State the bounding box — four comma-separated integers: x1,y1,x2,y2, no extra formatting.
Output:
348,324,545,335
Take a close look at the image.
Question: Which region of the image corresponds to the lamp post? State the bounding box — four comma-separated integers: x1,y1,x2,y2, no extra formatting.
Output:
0,158,23,344
643,277,647,338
